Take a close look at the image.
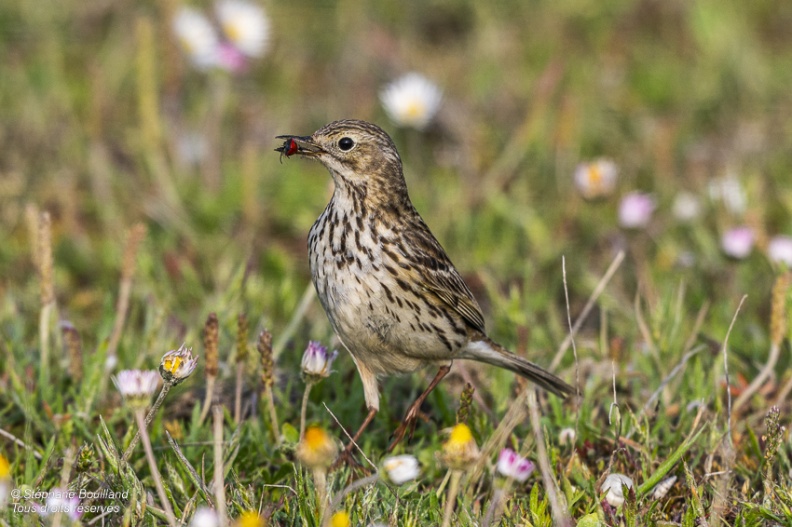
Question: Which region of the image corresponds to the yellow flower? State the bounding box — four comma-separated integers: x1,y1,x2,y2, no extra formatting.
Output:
296,426,338,469
438,423,479,471
159,344,199,385
236,510,265,527
0,455,9,479
329,511,351,527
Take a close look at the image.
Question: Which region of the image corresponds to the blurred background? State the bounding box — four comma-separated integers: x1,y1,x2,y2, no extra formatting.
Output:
2,0,792,423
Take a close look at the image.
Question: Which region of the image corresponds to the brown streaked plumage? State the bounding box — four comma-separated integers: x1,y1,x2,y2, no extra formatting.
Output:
276,119,572,452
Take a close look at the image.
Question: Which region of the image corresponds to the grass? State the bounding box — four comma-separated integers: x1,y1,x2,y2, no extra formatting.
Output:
2,0,792,525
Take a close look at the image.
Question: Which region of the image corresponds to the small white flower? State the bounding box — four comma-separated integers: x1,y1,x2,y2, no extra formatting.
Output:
672,192,702,222
496,448,535,482
301,341,338,379
190,506,220,527
173,7,220,69
159,344,199,385
177,132,210,166
380,73,443,130
601,473,633,507
618,192,656,229
767,236,792,266
558,427,576,446
215,0,270,58
114,370,160,409
382,455,420,485
721,227,755,259
41,488,81,521
574,159,618,199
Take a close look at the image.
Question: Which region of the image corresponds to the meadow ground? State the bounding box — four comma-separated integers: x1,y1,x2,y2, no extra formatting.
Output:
1,0,792,525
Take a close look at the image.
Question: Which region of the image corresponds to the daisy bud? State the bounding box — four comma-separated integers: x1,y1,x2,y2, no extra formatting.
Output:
380,73,443,130
574,159,618,200
382,455,420,485
618,192,656,229
301,341,338,379
296,426,338,469
496,448,535,482
672,192,702,222
438,423,480,471
558,427,577,446
329,511,351,527
721,226,755,259
114,370,160,410
159,344,199,385
601,473,633,507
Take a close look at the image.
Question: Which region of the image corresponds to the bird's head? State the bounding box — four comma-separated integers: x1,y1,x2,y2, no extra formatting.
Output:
276,120,407,198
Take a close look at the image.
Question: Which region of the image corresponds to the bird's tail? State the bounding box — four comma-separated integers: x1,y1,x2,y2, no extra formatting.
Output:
460,338,574,398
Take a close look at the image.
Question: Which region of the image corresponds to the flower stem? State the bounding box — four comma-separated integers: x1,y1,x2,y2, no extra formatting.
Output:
313,467,328,521
300,380,315,440
134,409,177,527
441,470,462,527
123,382,172,461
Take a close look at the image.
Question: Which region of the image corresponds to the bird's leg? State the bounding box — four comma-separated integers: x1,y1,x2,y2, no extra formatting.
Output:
332,407,378,470
388,364,452,452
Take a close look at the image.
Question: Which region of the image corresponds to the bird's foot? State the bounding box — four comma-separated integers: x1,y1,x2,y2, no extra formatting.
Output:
387,404,425,452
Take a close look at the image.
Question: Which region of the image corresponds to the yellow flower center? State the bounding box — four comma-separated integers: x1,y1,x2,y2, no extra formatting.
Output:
163,356,183,374
0,455,9,479
236,511,264,527
404,100,426,121
224,22,242,44
447,423,473,447
587,164,603,187
304,426,329,452
330,511,351,527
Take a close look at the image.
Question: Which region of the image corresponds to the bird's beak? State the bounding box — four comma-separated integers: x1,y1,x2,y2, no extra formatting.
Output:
274,135,323,159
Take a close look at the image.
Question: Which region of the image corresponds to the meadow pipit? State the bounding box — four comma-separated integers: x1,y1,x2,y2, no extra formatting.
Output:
276,120,573,452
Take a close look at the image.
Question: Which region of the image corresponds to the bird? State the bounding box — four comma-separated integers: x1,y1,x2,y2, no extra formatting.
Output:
275,119,573,454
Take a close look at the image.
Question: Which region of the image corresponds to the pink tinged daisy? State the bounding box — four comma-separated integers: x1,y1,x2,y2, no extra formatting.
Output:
618,192,656,229
496,448,535,482
721,227,755,259
380,73,443,130
574,159,618,199
215,0,271,58
767,235,792,266
301,341,338,379
114,369,160,409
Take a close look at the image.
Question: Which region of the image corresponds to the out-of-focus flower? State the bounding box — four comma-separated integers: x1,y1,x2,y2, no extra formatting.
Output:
496,448,534,482
651,475,677,500
177,132,210,166
0,454,9,508
618,192,656,229
301,341,338,379
558,427,577,446
191,506,220,527
216,0,270,58
601,473,633,507
438,423,479,470
767,236,792,266
708,174,746,215
41,488,81,521
114,370,160,408
216,42,248,73
672,192,702,222
173,7,220,69
380,73,442,130
382,455,420,485
235,510,265,527
296,426,338,469
721,227,755,259
574,159,618,199
330,511,351,527
160,344,199,385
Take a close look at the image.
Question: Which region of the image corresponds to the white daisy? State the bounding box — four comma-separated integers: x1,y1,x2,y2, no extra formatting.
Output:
380,73,443,130
215,0,271,58
574,159,618,199
173,7,220,69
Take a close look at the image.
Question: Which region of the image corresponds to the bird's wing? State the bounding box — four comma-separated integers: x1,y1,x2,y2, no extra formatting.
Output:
398,217,487,334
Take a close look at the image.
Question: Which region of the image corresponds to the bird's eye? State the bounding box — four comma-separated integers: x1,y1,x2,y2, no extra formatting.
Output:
338,137,355,151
